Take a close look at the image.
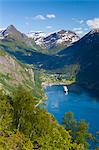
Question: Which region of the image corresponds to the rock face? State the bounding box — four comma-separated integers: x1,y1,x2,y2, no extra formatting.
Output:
0,49,34,93
0,25,34,47
1,25,25,39
27,30,79,49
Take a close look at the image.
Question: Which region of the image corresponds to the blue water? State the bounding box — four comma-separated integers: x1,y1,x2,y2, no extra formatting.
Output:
44,85,99,134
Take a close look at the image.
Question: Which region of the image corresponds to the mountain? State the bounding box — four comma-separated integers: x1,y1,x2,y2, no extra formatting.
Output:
1,25,99,93
18,28,99,92
0,25,50,57
27,30,79,54
1,25,35,47
27,31,48,46
1,25,79,55
0,24,96,150
58,29,99,92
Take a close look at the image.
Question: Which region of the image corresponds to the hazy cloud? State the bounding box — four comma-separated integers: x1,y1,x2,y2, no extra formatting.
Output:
72,18,84,24
79,20,84,24
33,15,46,20
86,18,99,29
73,27,82,31
28,13,56,21
73,27,84,35
84,28,89,31
75,30,84,35
46,26,52,29
46,14,56,19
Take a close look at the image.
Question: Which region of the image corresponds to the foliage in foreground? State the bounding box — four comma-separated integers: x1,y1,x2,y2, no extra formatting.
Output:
0,87,91,150
62,112,98,149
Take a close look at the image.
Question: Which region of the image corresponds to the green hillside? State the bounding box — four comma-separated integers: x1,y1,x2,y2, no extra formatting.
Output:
0,48,44,98
0,88,92,150
0,26,97,149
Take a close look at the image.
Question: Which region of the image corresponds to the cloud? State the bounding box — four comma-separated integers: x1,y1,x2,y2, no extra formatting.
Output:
86,18,99,29
73,27,82,31
46,14,56,19
32,13,56,21
72,18,84,24
73,27,84,35
75,30,84,35
46,26,52,29
84,28,88,31
79,20,84,24
33,15,46,20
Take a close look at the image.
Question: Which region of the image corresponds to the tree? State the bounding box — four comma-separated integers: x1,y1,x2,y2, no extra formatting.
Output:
0,92,13,131
0,131,34,150
63,112,93,149
0,89,86,150
12,86,38,135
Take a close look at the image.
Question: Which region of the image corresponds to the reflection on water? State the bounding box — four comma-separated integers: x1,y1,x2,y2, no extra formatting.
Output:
44,85,99,134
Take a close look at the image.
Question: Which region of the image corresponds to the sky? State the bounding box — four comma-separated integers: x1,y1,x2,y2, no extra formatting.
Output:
0,0,99,37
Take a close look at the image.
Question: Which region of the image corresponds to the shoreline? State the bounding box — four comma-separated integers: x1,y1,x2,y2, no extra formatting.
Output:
42,81,74,88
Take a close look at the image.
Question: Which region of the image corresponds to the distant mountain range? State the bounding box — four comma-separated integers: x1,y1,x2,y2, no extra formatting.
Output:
0,25,99,93
27,30,79,50
0,25,79,54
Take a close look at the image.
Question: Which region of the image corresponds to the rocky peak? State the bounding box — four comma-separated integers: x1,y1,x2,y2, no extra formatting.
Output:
57,30,66,34
2,25,20,37
57,30,78,35
7,25,17,31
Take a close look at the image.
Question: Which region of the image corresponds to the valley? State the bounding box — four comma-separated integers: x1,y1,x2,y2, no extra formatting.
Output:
0,25,99,93
0,24,99,149
1,0,99,149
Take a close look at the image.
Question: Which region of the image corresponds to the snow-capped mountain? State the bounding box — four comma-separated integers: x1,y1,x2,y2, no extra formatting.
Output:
0,25,80,54
0,28,5,39
27,30,79,49
27,31,48,40
27,31,49,47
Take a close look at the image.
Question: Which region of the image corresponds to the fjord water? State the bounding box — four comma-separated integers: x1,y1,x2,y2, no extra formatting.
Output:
44,85,99,134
